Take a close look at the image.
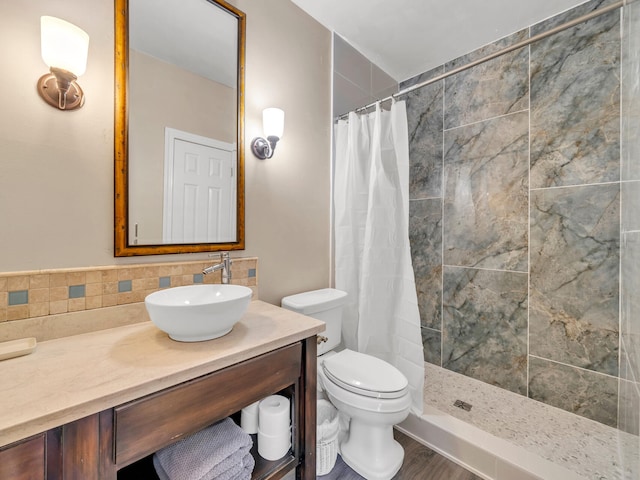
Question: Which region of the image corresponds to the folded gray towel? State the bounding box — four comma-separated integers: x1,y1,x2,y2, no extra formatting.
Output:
153,451,255,480
231,454,254,480
153,417,254,480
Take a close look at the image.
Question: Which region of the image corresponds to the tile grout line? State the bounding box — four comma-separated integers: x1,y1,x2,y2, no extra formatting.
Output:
527,30,532,400
440,71,446,368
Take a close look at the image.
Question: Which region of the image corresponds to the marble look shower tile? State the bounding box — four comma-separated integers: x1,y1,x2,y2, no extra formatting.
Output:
443,112,529,272
372,66,397,100
622,180,640,233
400,65,444,90
410,199,442,267
333,72,372,118
618,379,640,436
414,266,442,331
406,69,444,199
622,0,640,182
421,327,441,366
444,29,529,130
530,0,620,188
442,266,528,395
334,34,373,92
619,347,640,436
530,184,620,376
622,231,640,379
528,356,618,427
410,199,442,329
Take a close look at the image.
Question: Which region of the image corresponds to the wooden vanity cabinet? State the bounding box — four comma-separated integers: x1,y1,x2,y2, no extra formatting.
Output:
4,336,316,480
0,434,46,480
106,337,317,479
1,416,103,480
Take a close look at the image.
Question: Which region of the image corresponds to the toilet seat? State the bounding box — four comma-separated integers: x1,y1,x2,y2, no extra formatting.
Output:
322,349,408,399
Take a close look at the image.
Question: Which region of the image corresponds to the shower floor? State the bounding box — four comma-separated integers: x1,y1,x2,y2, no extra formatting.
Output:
398,363,639,480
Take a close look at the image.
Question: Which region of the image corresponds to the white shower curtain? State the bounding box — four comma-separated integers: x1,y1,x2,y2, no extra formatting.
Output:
334,101,424,414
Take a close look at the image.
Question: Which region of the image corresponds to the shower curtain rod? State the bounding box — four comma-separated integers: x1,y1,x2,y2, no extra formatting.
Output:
336,0,624,121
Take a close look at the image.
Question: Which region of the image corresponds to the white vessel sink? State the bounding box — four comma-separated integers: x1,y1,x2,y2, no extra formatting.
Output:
145,284,252,342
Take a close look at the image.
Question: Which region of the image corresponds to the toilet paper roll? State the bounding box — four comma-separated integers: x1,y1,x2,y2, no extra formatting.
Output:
257,428,291,461
240,400,260,434
258,395,290,436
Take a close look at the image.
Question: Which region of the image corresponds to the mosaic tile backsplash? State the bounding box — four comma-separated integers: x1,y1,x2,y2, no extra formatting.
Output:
404,0,637,430
0,258,258,323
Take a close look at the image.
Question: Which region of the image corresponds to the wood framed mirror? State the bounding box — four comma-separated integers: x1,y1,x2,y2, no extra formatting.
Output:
114,0,245,256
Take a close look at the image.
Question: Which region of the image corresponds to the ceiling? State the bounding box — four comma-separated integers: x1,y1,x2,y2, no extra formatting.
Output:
291,0,590,82
130,0,237,87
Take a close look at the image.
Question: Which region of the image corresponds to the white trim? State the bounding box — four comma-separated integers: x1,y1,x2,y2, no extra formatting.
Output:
397,408,587,480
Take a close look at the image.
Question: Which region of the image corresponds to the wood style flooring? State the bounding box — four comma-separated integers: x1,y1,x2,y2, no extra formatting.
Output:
317,430,482,480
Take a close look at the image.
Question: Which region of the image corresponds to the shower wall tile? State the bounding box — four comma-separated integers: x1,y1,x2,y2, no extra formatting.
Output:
530,184,620,376
444,29,529,129
618,354,640,435
421,327,442,366
401,65,445,90
528,356,618,427
443,112,529,272
334,35,372,92
622,0,640,182
622,181,640,232
333,33,399,118
622,231,640,378
372,67,397,100
397,0,628,429
442,266,528,395
619,347,640,436
406,69,444,199
409,199,442,329
530,0,620,188
333,72,371,118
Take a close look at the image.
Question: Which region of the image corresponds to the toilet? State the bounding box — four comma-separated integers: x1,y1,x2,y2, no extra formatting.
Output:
281,288,411,480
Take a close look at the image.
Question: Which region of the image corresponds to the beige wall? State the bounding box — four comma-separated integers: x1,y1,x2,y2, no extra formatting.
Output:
0,0,331,306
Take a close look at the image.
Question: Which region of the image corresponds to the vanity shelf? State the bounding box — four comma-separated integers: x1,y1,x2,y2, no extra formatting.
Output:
117,387,299,480
117,431,297,480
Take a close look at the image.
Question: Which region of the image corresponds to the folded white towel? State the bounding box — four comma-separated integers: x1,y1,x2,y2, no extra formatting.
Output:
153,417,254,480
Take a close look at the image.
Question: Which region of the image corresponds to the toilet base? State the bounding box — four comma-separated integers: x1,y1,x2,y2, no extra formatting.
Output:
339,418,404,480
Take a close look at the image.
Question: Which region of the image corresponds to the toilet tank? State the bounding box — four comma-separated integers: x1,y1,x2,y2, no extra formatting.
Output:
281,288,347,355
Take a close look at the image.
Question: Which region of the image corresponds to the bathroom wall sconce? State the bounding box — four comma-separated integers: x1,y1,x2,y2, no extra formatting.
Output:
251,108,285,159
37,16,89,111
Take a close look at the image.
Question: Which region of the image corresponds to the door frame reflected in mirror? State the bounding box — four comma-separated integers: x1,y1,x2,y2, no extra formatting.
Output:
114,0,246,256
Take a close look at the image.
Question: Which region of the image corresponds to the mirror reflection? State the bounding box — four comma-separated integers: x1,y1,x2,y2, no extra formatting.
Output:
114,0,245,256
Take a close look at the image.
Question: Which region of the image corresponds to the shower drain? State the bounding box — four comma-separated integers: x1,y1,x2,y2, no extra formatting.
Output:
453,399,472,411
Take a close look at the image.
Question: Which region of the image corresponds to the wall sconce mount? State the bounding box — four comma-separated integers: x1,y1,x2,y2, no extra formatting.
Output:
37,67,84,111
251,108,284,159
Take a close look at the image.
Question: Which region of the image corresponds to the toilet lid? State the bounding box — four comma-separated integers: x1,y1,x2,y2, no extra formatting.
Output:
322,349,408,399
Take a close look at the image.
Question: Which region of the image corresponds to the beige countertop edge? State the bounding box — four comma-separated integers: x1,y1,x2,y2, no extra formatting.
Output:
0,300,324,448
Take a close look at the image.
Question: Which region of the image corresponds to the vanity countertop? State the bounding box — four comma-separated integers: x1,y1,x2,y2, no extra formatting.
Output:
0,300,325,448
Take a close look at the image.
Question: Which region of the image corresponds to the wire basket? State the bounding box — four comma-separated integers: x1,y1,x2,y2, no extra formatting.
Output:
316,400,339,476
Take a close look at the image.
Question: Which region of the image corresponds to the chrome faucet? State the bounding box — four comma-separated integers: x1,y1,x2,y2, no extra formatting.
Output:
203,252,232,284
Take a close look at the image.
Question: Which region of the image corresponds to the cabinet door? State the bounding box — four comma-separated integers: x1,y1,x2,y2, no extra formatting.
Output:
0,434,45,480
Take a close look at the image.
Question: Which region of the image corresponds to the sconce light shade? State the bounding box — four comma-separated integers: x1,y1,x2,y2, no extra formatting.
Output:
251,108,285,159
263,107,284,139
41,16,89,75
37,16,89,111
